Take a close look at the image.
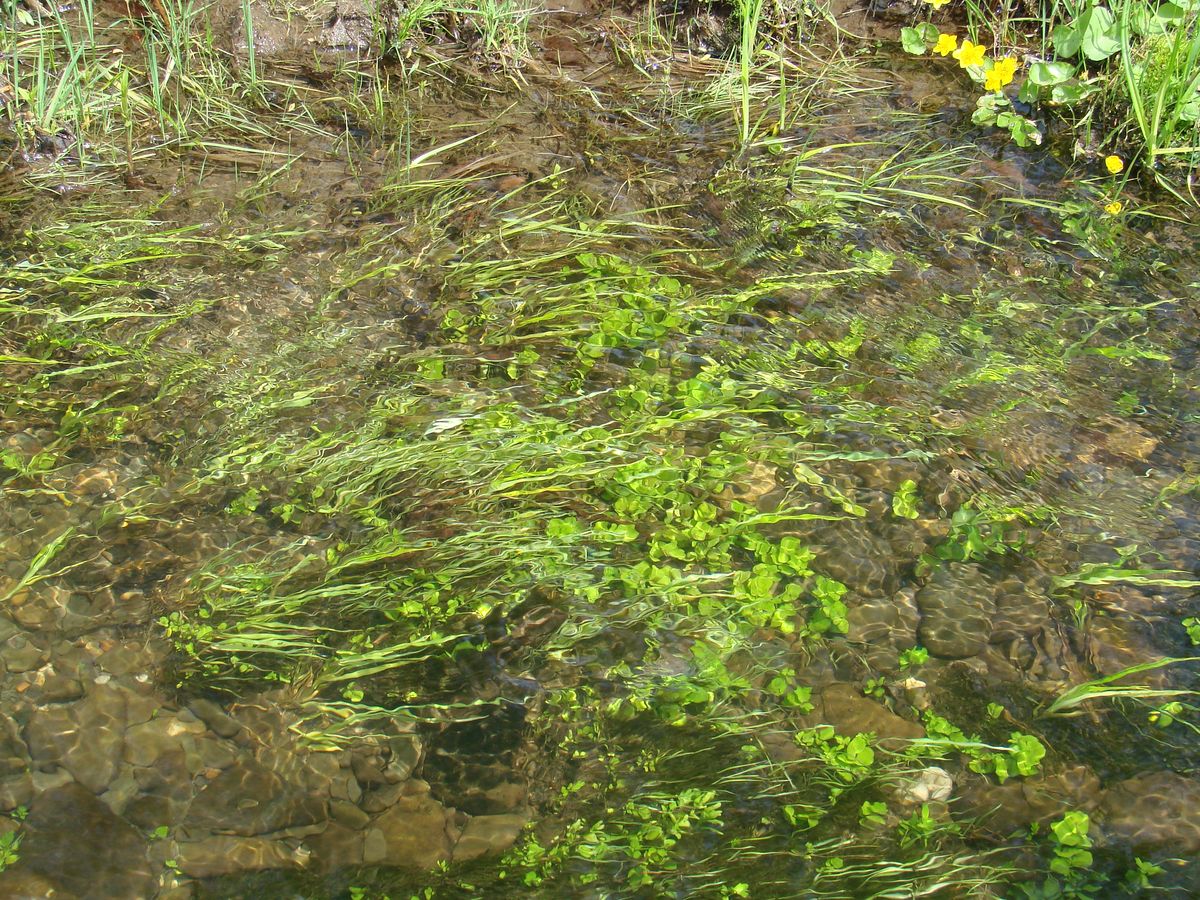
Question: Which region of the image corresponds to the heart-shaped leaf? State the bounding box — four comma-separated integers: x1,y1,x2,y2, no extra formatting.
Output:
1053,20,1083,57
1081,6,1120,61
1028,60,1076,86
900,24,938,55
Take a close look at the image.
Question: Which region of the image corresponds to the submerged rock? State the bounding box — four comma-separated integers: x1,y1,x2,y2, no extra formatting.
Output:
895,766,953,805
452,812,528,862
184,757,326,836
363,780,454,869
306,821,365,870
812,523,898,598
954,765,1101,837
175,834,304,878
916,563,996,659
989,576,1052,643
0,782,154,897
1098,771,1200,854
798,683,925,744
23,684,126,793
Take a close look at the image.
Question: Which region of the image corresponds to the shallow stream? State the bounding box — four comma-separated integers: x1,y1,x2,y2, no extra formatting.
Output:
1,6,1200,897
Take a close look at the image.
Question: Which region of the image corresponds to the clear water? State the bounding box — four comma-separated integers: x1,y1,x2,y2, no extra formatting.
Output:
2,34,1200,900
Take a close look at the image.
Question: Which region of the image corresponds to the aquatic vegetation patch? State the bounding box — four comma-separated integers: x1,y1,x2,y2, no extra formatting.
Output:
1,16,1200,896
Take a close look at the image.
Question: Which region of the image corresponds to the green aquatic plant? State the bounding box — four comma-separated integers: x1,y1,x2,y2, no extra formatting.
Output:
0,830,19,872
898,803,959,849
1041,657,1200,718
915,713,1047,783
891,479,921,519
1020,811,1102,898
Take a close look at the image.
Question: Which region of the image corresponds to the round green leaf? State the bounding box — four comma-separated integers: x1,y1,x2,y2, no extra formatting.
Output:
1081,6,1120,61
1028,60,1076,86
1053,21,1083,58
901,27,927,55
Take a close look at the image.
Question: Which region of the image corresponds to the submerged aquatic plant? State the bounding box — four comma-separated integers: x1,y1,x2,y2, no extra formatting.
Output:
1041,658,1200,718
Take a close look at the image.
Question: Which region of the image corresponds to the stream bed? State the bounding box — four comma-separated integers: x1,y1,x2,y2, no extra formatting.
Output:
1,3,1200,896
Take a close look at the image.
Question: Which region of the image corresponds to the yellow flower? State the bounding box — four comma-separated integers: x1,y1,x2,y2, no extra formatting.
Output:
984,56,1019,91
1104,201,1123,215
952,40,987,70
924,0,951,8
934,34,958,56
1105,155,1124,174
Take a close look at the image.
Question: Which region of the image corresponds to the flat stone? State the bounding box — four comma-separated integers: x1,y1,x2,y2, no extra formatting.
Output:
100,770,141,816
0,782,154,897
0,717,28,778
0,775,32,812
307,821,365,871
36,673,84,704
0,869,59,897
123,792,184,831
955,765,1101,838
452,813,528,862
124,715,206,767
363,827,387,864
1099,771,1200,854
990,578,1052,642
190,735,238,772
187,698,243,738
330,799,370,829
366,785,453,869
185,758,326,836
29,769,73,794
812,524,898,598
24,684,126,792
125,717,180,767
352,752,389,786
96,642,156,677
175,835,300,878
329,770,362,803
916,563,996,659
799,683,925,745
361,780,405,813
1,635,47,673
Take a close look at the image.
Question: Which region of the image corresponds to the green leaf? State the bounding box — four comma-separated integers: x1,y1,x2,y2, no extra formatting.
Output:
900,27,924,56
1050,82,1098,104
901,24,937,55
892,479,920,519
1081,6,1120,61
1053,21,1083,57
973,107,997,126
1028,61,1076,86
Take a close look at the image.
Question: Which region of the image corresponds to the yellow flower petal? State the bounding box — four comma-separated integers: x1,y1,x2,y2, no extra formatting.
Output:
924,0,951,8
952,40,987,69
983,57,1018,92
1104,201,1123,215
934,34,958,56
1105,155,1125,174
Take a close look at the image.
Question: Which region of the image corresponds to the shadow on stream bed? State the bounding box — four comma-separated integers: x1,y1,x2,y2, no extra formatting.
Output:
1,0,1200,897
